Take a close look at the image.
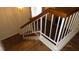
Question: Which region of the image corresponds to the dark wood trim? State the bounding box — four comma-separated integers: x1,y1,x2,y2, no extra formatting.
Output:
24,33,37,37
2,33,22,41
51,7,79,17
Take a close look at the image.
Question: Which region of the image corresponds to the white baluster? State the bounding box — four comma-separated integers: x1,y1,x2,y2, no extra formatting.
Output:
37,19,38,31
72,13,78,30
67,15,72,33
57,17,65,42
77,12,79,25
44,14,48,34
60,17,68,39
28,24,30,34
33,22,35,32
64,15,72,36
40,17,42,32
68,14,74,32
49,14,54,37
31,23,33,33
54,17,61,41
30,23,32,33
76,12,79,26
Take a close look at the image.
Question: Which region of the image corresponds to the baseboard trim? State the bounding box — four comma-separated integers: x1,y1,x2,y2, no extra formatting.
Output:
0,32,20,51
1,32,19,40
39,35,58,51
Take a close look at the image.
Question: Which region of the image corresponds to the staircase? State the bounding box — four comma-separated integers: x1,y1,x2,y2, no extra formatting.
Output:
20,7,79,51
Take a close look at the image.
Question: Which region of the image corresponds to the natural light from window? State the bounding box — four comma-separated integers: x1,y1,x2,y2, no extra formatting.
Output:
31,7,42,17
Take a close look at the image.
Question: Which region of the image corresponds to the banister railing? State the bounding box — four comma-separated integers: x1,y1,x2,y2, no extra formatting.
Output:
20,7,79,50
21,8,79,29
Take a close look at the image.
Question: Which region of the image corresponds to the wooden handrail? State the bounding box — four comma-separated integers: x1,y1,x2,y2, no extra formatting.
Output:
52,7,79,16
20,7,79,29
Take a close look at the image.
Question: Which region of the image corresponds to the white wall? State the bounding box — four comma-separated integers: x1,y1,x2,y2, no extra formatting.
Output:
0,7,31,40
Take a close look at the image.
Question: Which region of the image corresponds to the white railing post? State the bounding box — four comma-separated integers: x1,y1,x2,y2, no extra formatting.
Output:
76,12,79,27
37,19,38,31
60,17,68,39
68,15,73,33
57,18,65,42
49,14,54,37
31,23,33,33
26,26,28,34
28,24,30,34
77,12,79,25
30,23,32,33
40,17,42,32
71,13,78,30
34,22,35,32
68,15,75,32
44,14,48,34
54,17,61,41
64,15,72,36
26,25,29,34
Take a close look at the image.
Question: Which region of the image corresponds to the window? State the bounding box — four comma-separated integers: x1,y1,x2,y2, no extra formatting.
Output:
31,7,42,17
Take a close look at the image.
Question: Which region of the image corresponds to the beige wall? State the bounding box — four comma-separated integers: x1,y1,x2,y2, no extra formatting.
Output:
0,7,31,40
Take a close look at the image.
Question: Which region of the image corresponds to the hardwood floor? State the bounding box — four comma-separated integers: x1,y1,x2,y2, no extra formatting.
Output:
1,34,51,51
1,32,79,51
62,32,79,51
1,34,23,51
9,39,51,51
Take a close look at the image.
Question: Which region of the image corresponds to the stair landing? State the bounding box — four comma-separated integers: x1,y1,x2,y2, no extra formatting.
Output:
1,34,51,51
9,39,51,51
2,32,79,51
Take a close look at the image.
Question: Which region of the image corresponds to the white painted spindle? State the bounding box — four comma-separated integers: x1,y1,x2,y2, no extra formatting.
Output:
68,14,75,32
37,20,38,31
64,15,72,36
57,18,65,42
44,14,48,34
72,13,78,30
31,23,33,33
40,17,42,32
60,17,68,39
30,23,33,33
67,15,72,33
54,17,61,41
34,22,35,32
76,12,79,26
70,13,77,30
49,14,54,37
